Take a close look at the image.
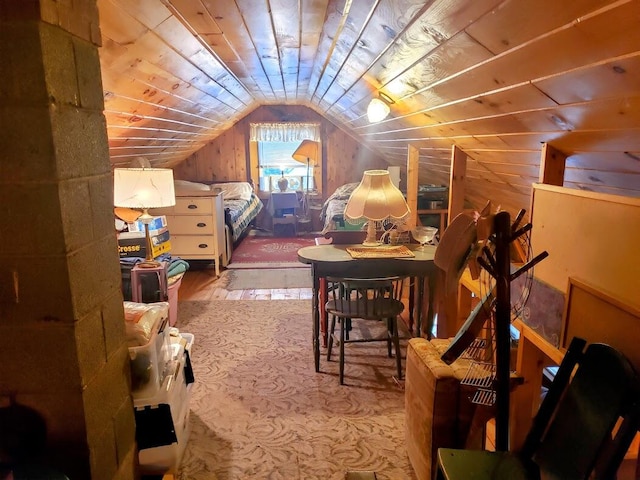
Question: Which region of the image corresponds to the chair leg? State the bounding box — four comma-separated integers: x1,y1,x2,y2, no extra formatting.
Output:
392,317,402,379
319,278,328,347
339,315,346,385
327,315,337,361
386,318,393,357
408,276,415,333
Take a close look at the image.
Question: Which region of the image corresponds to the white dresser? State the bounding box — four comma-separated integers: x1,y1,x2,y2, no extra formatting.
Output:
157,194,228,275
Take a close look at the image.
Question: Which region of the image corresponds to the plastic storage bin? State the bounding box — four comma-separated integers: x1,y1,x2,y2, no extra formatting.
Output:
138,400,191,475
135,332,195,475
167,276,183,327
126,303,172,400
131,262,168,303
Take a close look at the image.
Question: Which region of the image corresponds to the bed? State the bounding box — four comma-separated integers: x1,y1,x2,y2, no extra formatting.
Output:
222,194,263,243
174,180,263,245
319,182,366,233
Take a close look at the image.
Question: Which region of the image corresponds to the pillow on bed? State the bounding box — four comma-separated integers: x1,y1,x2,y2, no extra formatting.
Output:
211,182,253,201
174,179,212,193
332,182,360,199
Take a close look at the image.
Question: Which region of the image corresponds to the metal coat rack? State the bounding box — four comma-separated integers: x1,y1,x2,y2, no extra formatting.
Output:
475,211,549,451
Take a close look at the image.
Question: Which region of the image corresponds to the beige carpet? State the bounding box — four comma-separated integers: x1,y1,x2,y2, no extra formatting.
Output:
216,268,312,290
176,300,416,480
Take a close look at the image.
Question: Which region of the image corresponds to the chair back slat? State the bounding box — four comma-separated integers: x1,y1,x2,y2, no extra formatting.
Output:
521,336,586,456
325,276,405,321
324,230,367,245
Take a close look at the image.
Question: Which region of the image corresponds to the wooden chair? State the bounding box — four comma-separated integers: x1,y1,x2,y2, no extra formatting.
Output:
317,230,424,338
323,230,367,245
315,230,367,347
436,337,640,480
325,275,407,385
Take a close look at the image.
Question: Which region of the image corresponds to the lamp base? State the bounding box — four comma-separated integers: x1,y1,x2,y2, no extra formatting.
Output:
141,212,162,268
277,177,288,192
361,220,380,246
361,240,381,247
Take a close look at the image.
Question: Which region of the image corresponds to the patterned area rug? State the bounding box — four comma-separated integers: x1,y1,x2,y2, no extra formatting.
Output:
229,235,318,269
215,267,312,290
177,300,416,480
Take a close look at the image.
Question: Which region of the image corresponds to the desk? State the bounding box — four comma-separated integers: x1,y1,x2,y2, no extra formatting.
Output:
297,244,437,372
268,191,300,215
269,191,300,236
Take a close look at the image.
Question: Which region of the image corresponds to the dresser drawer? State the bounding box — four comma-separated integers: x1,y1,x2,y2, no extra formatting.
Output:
155,197,216,216
170,235,217,256
174,197,213,215
152,193,225,271
166,215,214,234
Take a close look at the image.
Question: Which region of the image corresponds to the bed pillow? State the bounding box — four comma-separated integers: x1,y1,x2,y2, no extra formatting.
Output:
332,182,360,199
174,179,212,193
211,182,253,201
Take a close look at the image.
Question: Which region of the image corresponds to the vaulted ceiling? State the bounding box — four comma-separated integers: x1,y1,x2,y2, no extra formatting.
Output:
98,0,640,212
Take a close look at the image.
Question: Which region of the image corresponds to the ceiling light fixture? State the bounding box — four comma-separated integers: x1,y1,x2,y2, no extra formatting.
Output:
367,92,394,123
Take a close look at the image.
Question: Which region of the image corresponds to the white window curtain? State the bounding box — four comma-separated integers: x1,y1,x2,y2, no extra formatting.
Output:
250,122,320,142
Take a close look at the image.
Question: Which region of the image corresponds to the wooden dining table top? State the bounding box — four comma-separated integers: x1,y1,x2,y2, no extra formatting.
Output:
297,243,437,278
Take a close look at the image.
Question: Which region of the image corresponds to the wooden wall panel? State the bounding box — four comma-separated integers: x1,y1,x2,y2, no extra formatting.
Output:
172,105,388,199
97,0,640,219
531,184,640,308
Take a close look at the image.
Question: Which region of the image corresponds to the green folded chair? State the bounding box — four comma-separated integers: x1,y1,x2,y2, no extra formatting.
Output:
437,337,640,480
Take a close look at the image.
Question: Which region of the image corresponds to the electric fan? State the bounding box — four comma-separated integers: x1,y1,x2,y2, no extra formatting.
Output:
439,206,549,451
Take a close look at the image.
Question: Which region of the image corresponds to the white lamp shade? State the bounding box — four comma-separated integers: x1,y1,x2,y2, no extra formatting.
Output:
367,97,390,123
344,170,410,221
113,168,176,209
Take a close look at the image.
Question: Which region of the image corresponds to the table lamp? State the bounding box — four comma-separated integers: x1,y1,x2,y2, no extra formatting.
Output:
114,167,176,267
277,168,289,192
344,170,410,246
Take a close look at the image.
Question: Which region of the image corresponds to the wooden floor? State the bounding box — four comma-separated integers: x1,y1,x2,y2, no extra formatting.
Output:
177,266,313,302
176,262,423,339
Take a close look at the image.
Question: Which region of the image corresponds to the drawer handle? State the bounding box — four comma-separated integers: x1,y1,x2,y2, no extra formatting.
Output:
188,204,198,209
198,243,208,249
197,222,207,228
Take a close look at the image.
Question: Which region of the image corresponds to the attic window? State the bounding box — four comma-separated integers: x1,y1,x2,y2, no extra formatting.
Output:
250,123,321,193
250,122,320,143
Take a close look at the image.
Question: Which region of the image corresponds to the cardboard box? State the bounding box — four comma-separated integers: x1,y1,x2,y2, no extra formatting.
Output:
126,215,168,234
118,230,171,258
118,227,169,240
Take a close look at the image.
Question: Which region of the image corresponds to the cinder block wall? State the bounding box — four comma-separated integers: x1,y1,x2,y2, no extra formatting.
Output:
0,1,136,478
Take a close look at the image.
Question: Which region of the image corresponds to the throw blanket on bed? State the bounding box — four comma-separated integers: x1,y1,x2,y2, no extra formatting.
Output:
226,193,263,242
319,183,359,233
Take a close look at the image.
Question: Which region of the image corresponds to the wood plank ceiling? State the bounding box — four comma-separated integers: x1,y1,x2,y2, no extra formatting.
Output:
98,0,640,214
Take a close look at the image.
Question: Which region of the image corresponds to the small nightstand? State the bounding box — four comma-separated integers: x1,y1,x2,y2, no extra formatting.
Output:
269,191,300,236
